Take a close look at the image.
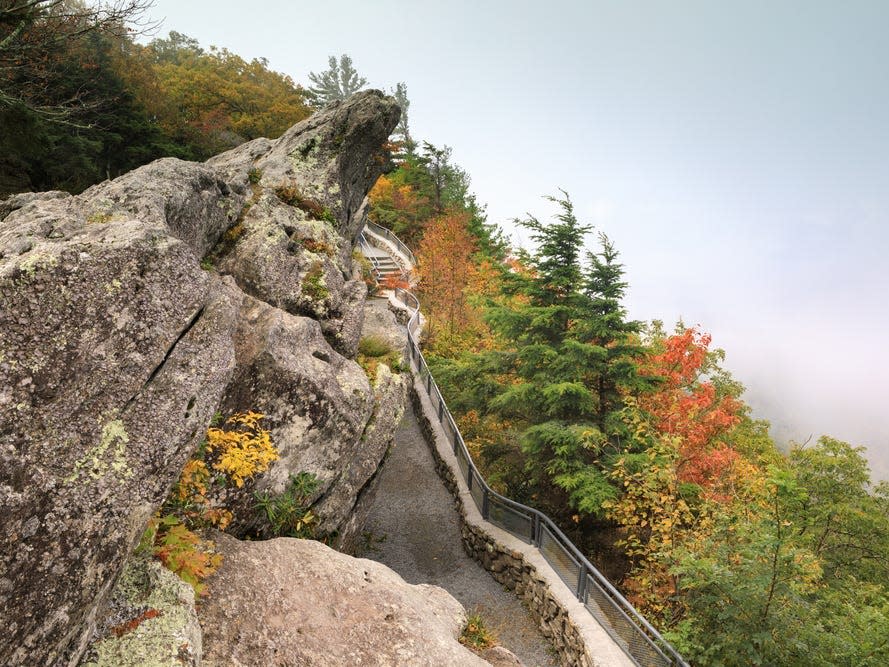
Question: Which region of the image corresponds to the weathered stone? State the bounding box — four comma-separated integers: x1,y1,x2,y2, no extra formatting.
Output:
481,645,525,666
364,294,409,354
208,90,400,354
0,91,407,667
198,534,489,667
211,288,375,536
0,197,240,665
315,361,409,542
80,556,201,667
81,158,244,258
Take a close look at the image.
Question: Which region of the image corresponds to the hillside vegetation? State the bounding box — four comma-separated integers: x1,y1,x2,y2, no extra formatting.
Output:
2,4,886,664
378,165,889,665
0,3,310,196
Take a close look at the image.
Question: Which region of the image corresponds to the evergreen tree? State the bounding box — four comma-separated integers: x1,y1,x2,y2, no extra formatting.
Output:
579,232,649,431
306,54,367,107
390,81,415,154
468,193,648,516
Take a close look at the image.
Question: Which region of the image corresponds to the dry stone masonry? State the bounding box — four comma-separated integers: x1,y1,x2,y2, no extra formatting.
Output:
410,385,635,667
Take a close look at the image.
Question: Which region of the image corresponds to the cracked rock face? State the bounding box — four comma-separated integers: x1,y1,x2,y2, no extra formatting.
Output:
0,91,403,667
199,535,490,667
0,192,241,667
208,90,400,355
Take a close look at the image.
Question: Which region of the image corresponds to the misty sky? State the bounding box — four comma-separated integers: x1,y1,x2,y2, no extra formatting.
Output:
142,0,889,478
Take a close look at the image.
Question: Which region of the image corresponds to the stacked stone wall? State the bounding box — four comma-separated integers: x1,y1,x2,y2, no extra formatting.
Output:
409,385,634,667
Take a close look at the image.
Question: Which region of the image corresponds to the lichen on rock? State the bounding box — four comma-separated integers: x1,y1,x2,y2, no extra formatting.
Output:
80,556,201,667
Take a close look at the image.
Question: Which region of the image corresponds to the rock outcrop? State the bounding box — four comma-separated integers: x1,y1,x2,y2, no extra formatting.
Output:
198,534,490,667
207,90,399,356
0,91,403,666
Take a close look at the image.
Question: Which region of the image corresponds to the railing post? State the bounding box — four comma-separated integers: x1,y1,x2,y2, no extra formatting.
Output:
437,399,444,422
426,372,432,394
482,488,489,519
531,513,540,546
467,465,473,490
577,561,588,601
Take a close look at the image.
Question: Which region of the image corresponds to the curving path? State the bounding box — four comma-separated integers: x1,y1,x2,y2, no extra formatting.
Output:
358,402,558,667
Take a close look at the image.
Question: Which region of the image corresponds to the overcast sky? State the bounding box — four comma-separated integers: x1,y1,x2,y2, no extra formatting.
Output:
142,0,889,479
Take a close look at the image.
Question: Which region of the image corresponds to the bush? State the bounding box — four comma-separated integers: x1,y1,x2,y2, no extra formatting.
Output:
357,335,404,378
141,410,279,594
358,335,393,358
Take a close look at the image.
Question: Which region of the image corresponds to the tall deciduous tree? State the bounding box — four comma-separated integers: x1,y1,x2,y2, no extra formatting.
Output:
305,53,367,107
415,211,478,347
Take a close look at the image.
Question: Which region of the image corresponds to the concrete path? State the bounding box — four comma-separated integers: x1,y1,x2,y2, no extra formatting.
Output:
358,408,559,667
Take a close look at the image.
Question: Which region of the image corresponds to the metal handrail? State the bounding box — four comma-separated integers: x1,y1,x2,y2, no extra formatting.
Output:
357,232,382,286
390,276,689,667
363,220,417,268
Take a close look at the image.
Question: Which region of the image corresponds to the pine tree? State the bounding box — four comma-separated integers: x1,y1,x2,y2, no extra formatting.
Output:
306,54,368,107
579,232,649,432
465,193,649,517
390,82,415,155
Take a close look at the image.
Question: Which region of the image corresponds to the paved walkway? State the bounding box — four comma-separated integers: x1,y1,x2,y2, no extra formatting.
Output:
358,408,558,667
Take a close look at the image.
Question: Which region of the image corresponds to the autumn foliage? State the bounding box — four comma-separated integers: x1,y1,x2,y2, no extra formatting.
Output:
638,328,744,498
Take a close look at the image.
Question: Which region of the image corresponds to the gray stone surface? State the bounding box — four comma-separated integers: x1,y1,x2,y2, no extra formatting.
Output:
364,295,409,353
199,534,490,667
208,90,400,354
211,286,407,543
0,188,240,665
80,557,201,667
0,91,406,667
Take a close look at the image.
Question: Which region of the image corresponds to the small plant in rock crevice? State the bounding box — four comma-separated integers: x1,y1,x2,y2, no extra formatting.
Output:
357,335,404,378
140,410,279,595
301,261,329,303
274,182,335,223
459,611,497,650
254,471,320,538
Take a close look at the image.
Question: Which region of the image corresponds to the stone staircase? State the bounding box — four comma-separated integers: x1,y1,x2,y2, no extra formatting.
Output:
358,226,410,286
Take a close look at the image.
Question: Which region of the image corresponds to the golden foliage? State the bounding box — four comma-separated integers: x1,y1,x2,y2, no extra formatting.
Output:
205,411,279,488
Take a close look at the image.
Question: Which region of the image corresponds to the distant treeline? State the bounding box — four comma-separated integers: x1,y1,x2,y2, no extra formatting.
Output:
1,1,311,197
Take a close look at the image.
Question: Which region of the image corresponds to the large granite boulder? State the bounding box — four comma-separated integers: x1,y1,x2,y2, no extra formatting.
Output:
208,90,400,355
0,184,241,666
199,534,490,667
0,91,404,666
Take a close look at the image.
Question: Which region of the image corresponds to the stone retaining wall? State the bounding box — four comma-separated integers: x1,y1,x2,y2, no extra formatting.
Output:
409,384,634,667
